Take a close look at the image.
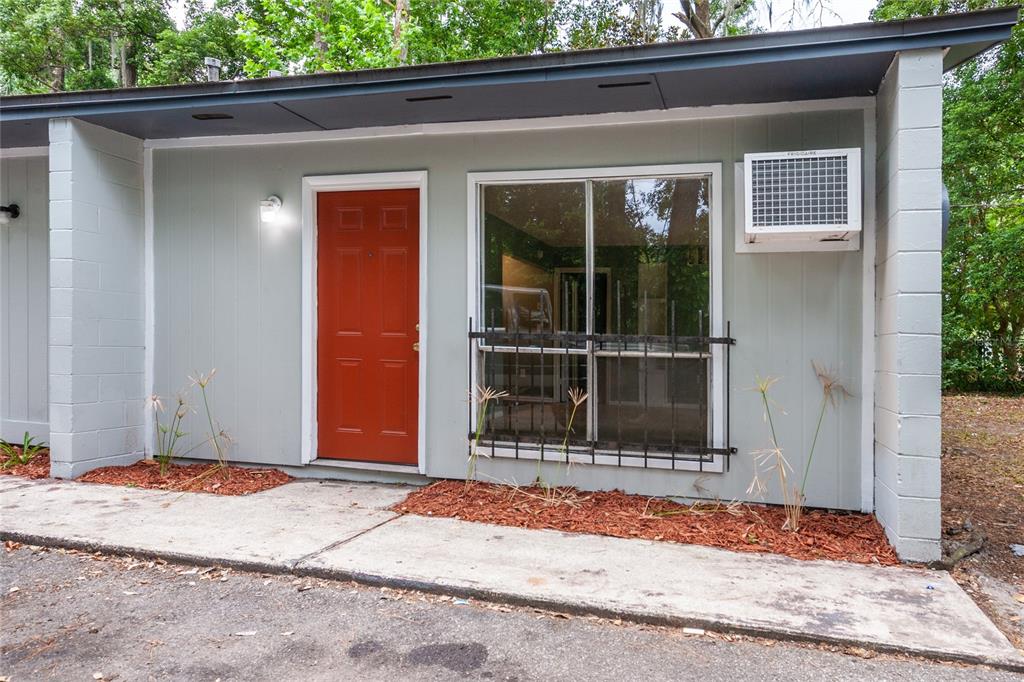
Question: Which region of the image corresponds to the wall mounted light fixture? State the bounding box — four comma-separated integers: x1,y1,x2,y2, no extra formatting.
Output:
0,203,20,225
260,195,282,223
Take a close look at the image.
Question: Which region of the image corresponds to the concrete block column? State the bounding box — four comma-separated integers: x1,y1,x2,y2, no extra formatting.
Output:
873,50,944,562
48,118,146,478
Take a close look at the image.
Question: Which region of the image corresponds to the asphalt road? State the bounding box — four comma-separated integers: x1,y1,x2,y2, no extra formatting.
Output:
0,545,1017,681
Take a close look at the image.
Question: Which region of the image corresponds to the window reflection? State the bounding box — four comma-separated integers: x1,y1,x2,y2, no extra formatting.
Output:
593,177,710,338
477,175,713,456
481,183,586,338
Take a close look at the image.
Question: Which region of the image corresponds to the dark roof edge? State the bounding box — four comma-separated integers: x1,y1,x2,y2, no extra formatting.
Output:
1,5,1018,121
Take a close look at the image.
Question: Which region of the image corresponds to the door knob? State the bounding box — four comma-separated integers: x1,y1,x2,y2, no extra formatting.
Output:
413,342,420,352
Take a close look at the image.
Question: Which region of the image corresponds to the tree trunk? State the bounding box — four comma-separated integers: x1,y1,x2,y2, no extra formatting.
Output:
50,65,65,92
314,0,330,71
393,0,408,64
120,41,137,88
997,317,1021,379
674,0,713,39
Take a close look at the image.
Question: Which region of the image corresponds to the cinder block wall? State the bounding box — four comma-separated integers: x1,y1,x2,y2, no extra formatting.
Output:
48,119,146,478
873,50,944,562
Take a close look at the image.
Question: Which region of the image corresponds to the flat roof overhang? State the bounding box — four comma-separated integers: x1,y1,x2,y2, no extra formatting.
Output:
0,7,1018,148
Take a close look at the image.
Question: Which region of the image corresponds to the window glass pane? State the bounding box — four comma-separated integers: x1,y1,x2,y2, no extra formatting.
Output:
592,177,710,338
595,356,707,451
592,177,711,451
482,352,589,448
481,183,586,343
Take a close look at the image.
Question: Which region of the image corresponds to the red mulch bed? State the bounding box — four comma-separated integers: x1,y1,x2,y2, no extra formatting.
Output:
78,459,292,495
395,480,900,566
0,451,52,479
2,450,290,496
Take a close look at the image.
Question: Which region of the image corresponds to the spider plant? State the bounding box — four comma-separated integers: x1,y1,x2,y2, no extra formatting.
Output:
0,432,47,469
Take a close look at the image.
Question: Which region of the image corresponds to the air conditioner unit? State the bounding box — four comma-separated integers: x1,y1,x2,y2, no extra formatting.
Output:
743,148,861,243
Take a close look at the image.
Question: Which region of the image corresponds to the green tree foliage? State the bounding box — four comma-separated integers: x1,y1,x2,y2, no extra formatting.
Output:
236,0,396,76
234,0,696,75
1,0,765,92
145,1,252,84
0,0,91,93
402,0,555,64
0,0,172,93
872,0,1024,392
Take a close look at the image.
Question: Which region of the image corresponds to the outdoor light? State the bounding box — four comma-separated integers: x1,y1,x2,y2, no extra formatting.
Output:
260,195,282,223
0,204,20,225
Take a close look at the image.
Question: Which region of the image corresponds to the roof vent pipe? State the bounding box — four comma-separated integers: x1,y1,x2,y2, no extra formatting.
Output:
204,57,222,82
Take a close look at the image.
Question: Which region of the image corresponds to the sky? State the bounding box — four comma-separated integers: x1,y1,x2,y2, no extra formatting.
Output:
169,0,878,32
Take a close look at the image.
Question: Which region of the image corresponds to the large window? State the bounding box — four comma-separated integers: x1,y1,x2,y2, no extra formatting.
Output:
471,166,727,470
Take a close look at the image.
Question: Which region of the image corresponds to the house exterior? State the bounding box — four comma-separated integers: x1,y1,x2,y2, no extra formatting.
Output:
0,9,1018,562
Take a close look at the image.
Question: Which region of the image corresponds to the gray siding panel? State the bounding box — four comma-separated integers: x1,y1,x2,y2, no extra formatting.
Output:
153,110,865,508
1,156,49,441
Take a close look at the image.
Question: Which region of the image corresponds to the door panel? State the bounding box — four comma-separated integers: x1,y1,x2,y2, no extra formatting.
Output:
317,188,419,464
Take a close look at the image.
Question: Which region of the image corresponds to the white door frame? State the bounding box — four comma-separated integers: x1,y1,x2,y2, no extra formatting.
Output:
301,171,428,474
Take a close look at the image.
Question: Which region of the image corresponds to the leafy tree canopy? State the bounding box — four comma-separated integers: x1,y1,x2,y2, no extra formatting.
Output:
1,1,763,92
872,0,1023,391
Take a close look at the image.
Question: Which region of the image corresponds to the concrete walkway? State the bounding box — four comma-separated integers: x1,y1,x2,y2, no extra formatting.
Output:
2,476,1021,671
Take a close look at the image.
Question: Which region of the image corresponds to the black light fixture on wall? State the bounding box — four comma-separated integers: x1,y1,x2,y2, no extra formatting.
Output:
0,203,19,225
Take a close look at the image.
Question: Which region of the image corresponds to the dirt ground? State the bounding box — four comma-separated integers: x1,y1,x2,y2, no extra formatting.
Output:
942,394,1024,648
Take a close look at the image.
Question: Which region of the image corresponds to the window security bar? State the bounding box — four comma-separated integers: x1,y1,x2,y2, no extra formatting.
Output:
468,320,737,472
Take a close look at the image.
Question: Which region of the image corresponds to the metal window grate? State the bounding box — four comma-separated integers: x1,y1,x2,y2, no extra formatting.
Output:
468,320,737,471
749,155,848,227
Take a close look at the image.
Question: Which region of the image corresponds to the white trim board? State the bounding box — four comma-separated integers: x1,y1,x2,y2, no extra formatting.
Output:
143,147,155,459
465,162,726,474
0,419,49,442
300,171,429,475
0,147,48,159
860,104,877,514
145,97,875,150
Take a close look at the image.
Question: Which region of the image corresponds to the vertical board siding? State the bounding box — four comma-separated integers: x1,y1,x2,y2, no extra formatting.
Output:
152,110,865,507
1,157,49,440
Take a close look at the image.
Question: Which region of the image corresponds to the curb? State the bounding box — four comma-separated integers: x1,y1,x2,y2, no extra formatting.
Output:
4,529,1023,674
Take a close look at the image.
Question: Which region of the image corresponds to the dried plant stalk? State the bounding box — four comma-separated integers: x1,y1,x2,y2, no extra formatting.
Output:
151,369,232,482
467,385,508,482
748,363,851,532
560,386,588,467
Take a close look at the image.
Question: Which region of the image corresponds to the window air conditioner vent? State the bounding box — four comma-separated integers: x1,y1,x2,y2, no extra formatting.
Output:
743,148,861,243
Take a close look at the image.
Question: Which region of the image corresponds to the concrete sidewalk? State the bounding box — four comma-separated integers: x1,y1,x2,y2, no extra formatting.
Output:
2,476,1021,670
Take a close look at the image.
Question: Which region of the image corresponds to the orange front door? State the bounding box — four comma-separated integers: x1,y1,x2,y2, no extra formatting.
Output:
317,189,419,465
